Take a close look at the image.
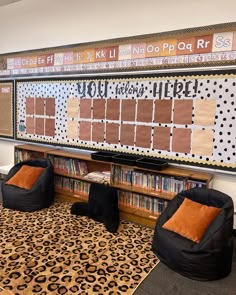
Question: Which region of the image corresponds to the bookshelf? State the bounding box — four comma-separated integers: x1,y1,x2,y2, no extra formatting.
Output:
14,144,214,228
111,163,213,227
46,149,111,204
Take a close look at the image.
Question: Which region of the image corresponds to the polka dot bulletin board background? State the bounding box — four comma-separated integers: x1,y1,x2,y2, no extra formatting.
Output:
16,71,236,171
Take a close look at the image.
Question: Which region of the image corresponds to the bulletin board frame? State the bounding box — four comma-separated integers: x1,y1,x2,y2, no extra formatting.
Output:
15,69,236,172
0,80,14,139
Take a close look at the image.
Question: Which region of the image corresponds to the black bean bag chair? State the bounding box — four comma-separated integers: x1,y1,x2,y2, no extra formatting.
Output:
152,188,234,281
1,158,54,212
71,182,119,233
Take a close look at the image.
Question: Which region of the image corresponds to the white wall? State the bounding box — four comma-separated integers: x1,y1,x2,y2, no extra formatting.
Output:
0,0,235,226
0,0,236,53
0,139,17,165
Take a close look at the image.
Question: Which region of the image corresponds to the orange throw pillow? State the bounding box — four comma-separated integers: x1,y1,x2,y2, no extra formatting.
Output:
162,197,221,243
6,165,45,190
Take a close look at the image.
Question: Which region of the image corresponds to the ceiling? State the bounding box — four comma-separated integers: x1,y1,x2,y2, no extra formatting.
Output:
0,0,21,7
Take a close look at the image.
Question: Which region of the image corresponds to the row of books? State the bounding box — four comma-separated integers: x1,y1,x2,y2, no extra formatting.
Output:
54,174,168,215
186,179,207,189
119,191,168,215
48,156,88,176
15,150,42,163
112,166,206,194
54,175,90,195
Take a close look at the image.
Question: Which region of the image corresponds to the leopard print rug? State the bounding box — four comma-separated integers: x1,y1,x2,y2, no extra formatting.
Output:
0,201,159,295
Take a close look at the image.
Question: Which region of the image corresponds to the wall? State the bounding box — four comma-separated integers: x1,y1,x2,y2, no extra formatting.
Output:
1,0,236,54
0,0,235,226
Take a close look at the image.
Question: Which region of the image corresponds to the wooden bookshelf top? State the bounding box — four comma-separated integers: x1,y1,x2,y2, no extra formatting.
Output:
15,144,55,153
47,149,91,160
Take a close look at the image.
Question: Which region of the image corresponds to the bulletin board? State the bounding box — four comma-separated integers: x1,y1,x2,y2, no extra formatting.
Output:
16,70,236,171
0,81,14,138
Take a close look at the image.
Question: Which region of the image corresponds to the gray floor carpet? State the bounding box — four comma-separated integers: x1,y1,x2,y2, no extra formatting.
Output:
135,236,236,295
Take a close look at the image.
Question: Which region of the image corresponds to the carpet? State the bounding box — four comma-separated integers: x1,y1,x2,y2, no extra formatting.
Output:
0,201,159,295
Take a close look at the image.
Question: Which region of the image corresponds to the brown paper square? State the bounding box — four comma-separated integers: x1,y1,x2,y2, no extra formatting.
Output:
80,99,92,119
46,98,55,116
192,129,214,156
45,118,55,137
67,98,79,118
173,99,193,125
154,100,172,123
93,99,106,119
106,123,119,144
35,98,44,115
172,128,191,153
26,117,35,134
92,122,105,142
153,127,171,151
120,124,135,146
194,99,216,126
79,121,91,141
121,100,136,121
66,120,78,139
136,125,152,148
35,118,44,135
26,97,35,115
137,100,153,122
106,99,120,120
